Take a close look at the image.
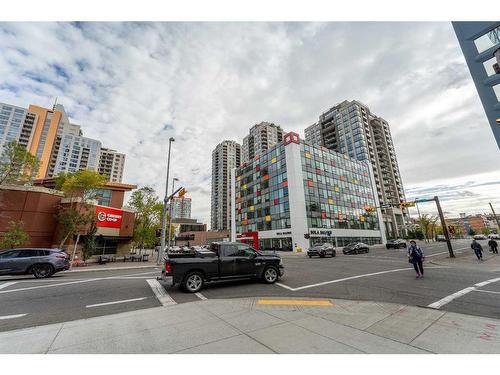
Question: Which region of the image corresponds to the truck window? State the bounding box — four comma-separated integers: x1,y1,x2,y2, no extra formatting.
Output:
236,244,255,257
223,245,239,257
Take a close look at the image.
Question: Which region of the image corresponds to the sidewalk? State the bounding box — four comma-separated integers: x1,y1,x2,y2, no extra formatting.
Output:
1,297,499,354
429,248,500,272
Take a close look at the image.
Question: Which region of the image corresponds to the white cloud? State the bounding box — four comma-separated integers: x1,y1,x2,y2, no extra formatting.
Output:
0,22,498,225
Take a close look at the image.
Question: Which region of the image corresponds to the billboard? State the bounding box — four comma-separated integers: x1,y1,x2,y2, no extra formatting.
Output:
95,205,123,228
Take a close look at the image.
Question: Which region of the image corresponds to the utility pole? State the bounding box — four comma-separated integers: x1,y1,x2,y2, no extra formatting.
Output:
166,178,179,253
435,195,454,258
158,137,175,265
489,202,500,232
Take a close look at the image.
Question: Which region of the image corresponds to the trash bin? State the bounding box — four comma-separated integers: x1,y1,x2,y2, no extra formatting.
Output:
142,254,149,262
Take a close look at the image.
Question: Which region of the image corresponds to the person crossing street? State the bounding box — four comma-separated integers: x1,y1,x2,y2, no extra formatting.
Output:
488,238,498,254
471,239,484,261
408,240,425,278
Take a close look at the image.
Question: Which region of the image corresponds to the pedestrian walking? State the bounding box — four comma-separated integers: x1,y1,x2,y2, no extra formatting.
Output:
408,240,425,278
488,238,498,254
471,239,484,261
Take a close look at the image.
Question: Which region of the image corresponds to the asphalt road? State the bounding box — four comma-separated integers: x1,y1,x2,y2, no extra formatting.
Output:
1,239,499,332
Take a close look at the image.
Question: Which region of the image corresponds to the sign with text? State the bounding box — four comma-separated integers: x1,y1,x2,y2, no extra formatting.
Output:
95,206,123,228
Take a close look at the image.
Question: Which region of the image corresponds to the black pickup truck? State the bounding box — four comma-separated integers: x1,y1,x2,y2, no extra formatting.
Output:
161,242,284,293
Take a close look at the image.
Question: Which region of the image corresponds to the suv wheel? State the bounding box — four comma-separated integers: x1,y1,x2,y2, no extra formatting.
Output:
32,264,54,279
262,266,279,284
183,271,204,293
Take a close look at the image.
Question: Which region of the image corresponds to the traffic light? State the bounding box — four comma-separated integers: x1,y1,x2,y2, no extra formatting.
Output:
400,201,416,208
448,225,456,235
178,188,187,198
364,206,376,213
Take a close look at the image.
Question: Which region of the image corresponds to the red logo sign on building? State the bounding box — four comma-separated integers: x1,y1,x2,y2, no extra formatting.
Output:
284,131,300,145
95,205,123,228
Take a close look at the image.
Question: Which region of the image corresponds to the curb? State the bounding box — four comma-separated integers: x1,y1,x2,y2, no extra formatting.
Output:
65,264,160,273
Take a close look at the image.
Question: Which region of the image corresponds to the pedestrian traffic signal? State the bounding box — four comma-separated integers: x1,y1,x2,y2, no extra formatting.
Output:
400,201,415,208
178,188,187,198
448,225,456,235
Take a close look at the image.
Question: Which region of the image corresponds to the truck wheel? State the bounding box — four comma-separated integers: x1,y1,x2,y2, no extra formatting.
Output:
183,271,204,293
262,266,279,284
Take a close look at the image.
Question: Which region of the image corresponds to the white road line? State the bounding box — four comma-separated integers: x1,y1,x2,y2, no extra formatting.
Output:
147,279,176,306
473,289,500,296
0,271,160,295
0,313,27,320
0,282,17,290
195,292,207,300
428,277,500,309
86,297,148,308
276,266,448,292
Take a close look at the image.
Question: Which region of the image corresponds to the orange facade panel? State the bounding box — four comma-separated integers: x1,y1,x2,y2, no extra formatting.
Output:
27,105,62,179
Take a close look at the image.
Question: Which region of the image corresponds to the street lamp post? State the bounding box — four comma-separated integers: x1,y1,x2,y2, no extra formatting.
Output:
167,178,179,253
158,137,175,265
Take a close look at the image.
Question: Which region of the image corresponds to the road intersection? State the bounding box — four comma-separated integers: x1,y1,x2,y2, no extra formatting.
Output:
1,239,499,334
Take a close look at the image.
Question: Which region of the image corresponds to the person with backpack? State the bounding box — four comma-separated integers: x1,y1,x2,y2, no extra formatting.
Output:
488,238,498,254
408,240,425,278
471,239,484,261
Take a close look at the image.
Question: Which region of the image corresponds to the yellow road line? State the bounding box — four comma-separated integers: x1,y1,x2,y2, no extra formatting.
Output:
257,299,332,306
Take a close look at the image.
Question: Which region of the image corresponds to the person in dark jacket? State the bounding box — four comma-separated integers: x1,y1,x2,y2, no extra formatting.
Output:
471,239,483,260
488,238,498,254
408,240,425,278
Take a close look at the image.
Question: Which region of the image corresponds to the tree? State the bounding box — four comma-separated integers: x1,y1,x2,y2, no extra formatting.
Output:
0,220,29,249
418,214,441,240
482,227,491,236
468,228,476,236
127,186,164,251
0,141,40,185
82,221,98,263
55,170,108,248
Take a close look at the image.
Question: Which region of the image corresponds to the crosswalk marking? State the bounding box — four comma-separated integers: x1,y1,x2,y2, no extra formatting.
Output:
147,279,177,306
0,282,17,290
195,292,207,300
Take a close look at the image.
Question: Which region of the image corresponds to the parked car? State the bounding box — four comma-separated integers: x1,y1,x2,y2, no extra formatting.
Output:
473,234,488,240
0,248,70,278
161,242,284,293
436,235,446,242
488,234,500,240
307,243,336,258
386,239,407,249
342,242,370,255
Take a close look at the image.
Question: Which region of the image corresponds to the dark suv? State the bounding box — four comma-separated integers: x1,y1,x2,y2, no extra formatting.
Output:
0,248,70,278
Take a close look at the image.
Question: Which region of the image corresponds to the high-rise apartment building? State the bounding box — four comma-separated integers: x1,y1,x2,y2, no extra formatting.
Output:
242,122,284,163
0,103,34,152
169,197,192,220
211,140,241,231
0,100,127,182
26,104,63,179
52,134,102,175
453,22,500,149
304,100,407,238
98,148,126,183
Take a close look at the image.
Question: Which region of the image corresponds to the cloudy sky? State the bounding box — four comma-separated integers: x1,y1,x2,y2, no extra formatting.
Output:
0,22,499,223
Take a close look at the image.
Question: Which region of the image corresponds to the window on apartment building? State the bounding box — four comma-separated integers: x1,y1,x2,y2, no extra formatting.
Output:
474,25,500,54
483,57,499,76
494,83,500,102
